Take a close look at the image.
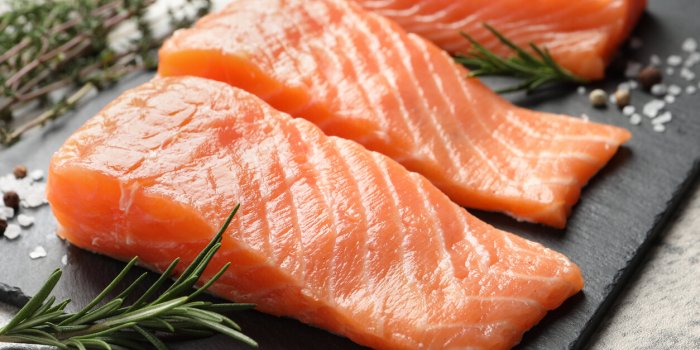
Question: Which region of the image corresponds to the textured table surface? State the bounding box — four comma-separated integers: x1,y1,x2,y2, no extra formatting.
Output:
1,185,698,349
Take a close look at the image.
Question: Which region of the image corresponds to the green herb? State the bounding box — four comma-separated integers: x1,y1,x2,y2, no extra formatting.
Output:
0,0,212,146
0,204,258,349
454,23,588,93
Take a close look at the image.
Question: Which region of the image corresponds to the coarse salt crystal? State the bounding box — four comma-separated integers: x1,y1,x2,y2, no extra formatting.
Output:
29,170,44,181
685,52,700,67
622,105,636,116
630,113,642,125
628,80,639,89
651,84,668,96
630,37,643,49
682,38,698,52
665,95,676,104
652,111,673,125
643,99,666,118
666,67,675,76
17,214,34,227
687,85,697,95
653,124,666,133
668,84,683,95
680,68,696,81
4,224,21,240
667,55,683,66
650,54,662,66
618,82,630,91
577,86,586,95
61,254,68,266
581,113,590,121
625,61,642,78
0,206,14,219
29,246,47,259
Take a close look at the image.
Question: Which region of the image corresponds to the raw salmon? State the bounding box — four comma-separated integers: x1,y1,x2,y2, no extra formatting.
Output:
47,76,584,350
356,0,647,80
158,0,632,228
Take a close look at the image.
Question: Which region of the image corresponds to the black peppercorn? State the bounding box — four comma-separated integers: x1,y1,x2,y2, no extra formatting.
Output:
3,191,20,212
638,66,662,91
13,165,27,179
0,219,7,237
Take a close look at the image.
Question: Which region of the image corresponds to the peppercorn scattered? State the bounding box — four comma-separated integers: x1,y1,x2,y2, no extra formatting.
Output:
589,89,608,108
638,66,662,90
614,89,631,108
0,219,7,237
3,191,20,212
13,165,27,179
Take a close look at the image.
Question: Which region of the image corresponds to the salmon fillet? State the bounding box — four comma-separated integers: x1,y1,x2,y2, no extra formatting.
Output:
356,0,647,80
47,76,584,350
158,0,632,228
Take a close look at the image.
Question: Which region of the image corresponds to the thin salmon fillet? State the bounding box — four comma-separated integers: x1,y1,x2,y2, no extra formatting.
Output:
158,0,632,228
356,0,647,80
47,76,584,350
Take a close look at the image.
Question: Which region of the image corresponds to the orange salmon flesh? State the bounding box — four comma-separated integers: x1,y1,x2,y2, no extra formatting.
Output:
47,76,584,350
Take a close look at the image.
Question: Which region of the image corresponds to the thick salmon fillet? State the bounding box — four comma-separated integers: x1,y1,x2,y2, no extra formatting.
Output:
158,0,632,228
356,0,647,80
47,76,584,350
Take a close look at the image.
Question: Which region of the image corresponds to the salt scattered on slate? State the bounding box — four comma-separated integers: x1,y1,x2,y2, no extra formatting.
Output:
623,105,636,116
61,254,68,266
628,80,639,89
666,67,675,76
4,224,21,240
652,111,673,125
0,206,14,220
668,84,683,96
680,68,696,81
630,114,642,125
667,55,683,66
0,173,48,209
682,38,698,52
29,170,44,181
643,99,666,118
17,214,34,227
650,54,662,66
577,86,586,95
29,246,47,260
653,124,666,133
581,113,590,121
687,85,697,95
651,84,668,96
664,95,676,104
686,52,700,68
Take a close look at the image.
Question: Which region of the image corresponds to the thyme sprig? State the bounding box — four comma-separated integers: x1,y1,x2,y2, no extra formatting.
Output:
0,205,258,349
0,0,212,146
454,23,588,93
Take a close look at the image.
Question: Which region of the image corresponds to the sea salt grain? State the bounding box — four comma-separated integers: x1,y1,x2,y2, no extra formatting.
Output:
29,170,44,181
630,114,642,125
61,254,68,266
625,61,642,78
651,84,668,96
622,105,636,116
650,54,662,66
581,113,590,121
687,85,697,95
682,38,698,52
628,80,639,89
667,55,683,66
577,86,586,95
4,224,21,240
685,52,700,67
0,206,14,219
666,67,675,76
680,68,696,81
668,84,683,96
643,99,666,118
665,95,676,104
17,214,34,227
653,124,666,133
29,246,47,259
652,111,673,125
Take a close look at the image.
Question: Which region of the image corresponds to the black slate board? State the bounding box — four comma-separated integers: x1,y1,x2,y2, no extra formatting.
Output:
1,1,699,349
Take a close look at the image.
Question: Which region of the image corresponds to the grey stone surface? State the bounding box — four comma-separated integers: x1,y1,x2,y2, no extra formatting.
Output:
589,186,700,349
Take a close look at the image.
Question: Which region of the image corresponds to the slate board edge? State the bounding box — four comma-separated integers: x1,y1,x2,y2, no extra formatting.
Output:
572,159,700,350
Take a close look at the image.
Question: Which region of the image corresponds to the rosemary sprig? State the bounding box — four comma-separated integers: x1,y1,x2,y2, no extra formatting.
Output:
0,0,212,146
0,204,258,349
454,23,588,93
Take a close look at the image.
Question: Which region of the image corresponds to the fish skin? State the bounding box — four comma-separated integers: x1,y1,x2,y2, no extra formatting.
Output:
355,0,647,80
158,0,632,228
47,76,584,350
